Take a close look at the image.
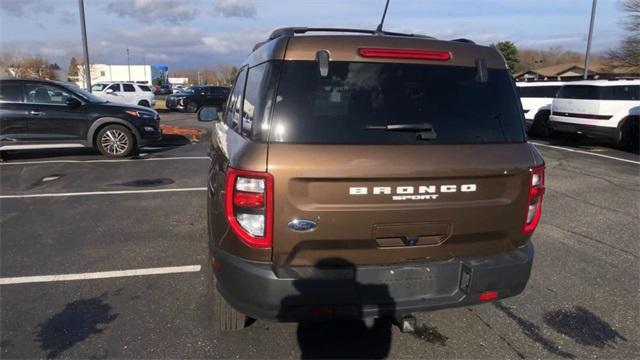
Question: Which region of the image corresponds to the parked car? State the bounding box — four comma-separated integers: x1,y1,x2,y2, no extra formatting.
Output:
172,85,185,94
516,81,564,136
0,79,161,157
91,82,157,108
199,27,543,331
165,86,229,113
549,80,640,149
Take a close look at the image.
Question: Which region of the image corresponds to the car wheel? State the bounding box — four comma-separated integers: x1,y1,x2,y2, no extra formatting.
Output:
212,275,250,331
530,112,548,138
138,100,150,107
615,118,639,151
96,124,135,158
186,102,198,113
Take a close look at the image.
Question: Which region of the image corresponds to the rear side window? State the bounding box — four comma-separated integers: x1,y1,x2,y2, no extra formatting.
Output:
224,69,247,131
241,62,277,140
123,84,136,92
0,83,23,102
138,85,151,92
611,85,639,100
271,61,525,144
517,86,561,98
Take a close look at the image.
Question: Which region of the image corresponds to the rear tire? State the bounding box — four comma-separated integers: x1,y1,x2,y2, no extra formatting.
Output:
186,102,198,113
212,277,249,331
138,100,150,107
96,124,135,158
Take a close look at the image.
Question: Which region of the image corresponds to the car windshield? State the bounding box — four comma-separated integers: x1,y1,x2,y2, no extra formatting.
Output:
72,85,108,103
181,87,199,94
91,83,109,92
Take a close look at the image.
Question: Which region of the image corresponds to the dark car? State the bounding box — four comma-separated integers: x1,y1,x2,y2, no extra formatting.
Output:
0,79,161,158
165,86,229,113
198,27,544,331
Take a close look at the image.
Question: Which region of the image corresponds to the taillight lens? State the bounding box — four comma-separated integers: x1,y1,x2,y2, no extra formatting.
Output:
522,165,545,234
358,48,451,61
225,168,273,248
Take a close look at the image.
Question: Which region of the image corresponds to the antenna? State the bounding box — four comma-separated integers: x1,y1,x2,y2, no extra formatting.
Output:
375,0,391,34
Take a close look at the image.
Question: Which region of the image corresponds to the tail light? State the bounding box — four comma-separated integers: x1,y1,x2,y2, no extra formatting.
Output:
358,48,451,61
522,165,545,234
225,168,273,248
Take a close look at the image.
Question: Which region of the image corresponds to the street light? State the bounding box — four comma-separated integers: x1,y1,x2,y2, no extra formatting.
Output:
126,48,131,81
584,0,598,80
78,0,91,91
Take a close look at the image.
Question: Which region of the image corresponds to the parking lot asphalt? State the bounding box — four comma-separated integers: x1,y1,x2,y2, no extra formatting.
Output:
1,112,638,359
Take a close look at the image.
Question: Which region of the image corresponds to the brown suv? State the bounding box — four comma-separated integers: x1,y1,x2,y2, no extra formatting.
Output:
198,27,545,331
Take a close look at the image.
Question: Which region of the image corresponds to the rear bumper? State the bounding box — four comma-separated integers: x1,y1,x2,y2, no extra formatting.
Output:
213,242,534,321
549,120,617,140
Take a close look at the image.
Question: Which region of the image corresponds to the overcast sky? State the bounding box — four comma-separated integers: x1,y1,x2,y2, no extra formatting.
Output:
0,0,627,70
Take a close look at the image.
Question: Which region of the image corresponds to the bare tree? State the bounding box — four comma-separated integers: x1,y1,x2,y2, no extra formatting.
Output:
608,0,640,70
517,47,597,70
0,52,56,80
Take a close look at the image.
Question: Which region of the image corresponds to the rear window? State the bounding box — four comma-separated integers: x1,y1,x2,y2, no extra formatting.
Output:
517,85,561,98
138,85,152,92
557,85,640,100
0,83,23,102
270,61,525,144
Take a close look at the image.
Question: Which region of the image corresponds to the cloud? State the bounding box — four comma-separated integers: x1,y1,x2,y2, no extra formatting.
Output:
59,10,77,25
105,0,199,24
214,0,256,18
0,0,54,17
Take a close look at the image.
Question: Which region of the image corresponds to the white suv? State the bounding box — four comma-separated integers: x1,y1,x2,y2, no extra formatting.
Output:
549,80,639,149
516,81,564,136
91,82,156,108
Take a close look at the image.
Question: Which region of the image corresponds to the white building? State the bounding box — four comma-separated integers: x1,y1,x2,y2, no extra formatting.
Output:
168,77,189,86
76,64,157,88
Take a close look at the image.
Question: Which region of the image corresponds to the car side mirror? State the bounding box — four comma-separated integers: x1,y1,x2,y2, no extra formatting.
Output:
66,97,82,109
106,89,114,94
198,106,219,122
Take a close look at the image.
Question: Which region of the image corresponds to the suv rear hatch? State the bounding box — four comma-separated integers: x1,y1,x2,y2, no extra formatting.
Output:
267,52,534,267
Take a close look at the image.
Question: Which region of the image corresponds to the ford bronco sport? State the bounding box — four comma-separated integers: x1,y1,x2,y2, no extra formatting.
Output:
199,27,545,331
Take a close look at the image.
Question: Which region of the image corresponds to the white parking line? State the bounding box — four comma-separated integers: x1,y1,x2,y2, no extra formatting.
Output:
0,187,207,199
0,265,202,285
531,142,640,165
0,156,209,166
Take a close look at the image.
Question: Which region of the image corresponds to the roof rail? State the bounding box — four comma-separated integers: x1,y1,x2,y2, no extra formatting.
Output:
252,27,437,51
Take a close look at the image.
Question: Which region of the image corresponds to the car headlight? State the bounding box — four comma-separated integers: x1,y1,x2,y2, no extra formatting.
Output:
125,110,155,118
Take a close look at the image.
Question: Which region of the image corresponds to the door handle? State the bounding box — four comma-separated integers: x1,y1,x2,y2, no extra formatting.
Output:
29,111,45,116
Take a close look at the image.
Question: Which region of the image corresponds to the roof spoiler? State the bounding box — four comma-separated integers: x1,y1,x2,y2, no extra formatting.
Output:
252,27,439,51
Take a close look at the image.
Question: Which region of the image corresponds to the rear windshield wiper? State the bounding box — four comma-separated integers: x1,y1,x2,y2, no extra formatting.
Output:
365,123,437,140
365,123,433,131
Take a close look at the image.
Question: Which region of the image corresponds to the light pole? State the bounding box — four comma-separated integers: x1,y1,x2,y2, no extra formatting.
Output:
584,0,597,80
126,48,131,81
78,0,91,91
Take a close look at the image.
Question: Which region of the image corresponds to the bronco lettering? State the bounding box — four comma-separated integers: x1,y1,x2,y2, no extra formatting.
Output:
349,184,477,197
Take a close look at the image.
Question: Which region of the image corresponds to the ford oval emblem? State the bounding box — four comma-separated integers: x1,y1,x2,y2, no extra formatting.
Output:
288,219,317,232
